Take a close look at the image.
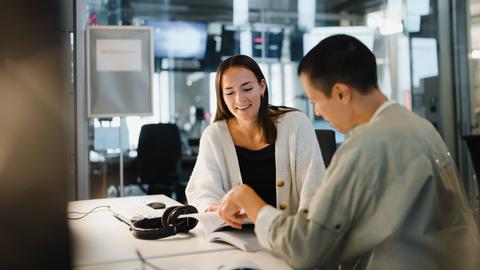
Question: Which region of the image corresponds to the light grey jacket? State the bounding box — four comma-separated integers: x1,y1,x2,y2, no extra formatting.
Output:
185,111,326,214
256,103,480,270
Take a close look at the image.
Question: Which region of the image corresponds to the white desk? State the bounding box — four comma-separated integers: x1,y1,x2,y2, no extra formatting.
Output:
75,249,292,270
69,195,292,270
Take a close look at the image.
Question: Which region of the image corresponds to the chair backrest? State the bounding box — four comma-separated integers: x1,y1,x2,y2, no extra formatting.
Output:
137,123,181,184
463,135,480,180
315,129,337,168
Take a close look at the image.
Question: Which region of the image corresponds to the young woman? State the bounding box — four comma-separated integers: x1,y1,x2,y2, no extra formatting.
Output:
185,55,325,214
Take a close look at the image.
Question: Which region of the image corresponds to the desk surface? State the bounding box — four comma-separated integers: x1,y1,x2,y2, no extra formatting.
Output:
75,249,292,270
69,195,292,270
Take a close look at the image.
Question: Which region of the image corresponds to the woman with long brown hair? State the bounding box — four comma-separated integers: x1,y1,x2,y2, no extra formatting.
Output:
186,55,325,214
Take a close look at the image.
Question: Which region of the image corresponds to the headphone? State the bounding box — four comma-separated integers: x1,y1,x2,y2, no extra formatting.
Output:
131,205,198,240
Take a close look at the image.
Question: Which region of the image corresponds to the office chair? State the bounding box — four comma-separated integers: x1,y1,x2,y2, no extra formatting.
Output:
463,135,480,195
137,123,183,199
315,129,337,168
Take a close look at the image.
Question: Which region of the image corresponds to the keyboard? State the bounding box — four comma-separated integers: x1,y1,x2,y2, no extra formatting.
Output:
110,202,165,225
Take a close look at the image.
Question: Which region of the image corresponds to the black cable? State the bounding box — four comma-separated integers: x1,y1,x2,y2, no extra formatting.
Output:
67,205,111,220
136,249,164,270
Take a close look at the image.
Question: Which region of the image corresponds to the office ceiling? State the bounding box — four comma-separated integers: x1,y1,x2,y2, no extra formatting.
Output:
90,0,385,25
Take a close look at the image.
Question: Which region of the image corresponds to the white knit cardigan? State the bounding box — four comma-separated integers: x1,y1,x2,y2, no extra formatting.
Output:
185,111,326,214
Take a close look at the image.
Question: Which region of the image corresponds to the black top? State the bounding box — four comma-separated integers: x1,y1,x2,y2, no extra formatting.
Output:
235,143,276,206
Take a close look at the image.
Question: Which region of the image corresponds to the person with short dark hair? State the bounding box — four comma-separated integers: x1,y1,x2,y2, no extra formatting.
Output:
186,55,326,215
218,35,480,269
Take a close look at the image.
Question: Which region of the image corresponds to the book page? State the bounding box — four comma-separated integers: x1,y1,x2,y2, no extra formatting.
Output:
179,212,225,235
179,212,253,235
179,212,261,251
208,225,263,252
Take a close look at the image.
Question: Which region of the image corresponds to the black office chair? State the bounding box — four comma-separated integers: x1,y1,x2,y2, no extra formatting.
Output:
315,129,337,168
463,135,480,195
137,123,183,199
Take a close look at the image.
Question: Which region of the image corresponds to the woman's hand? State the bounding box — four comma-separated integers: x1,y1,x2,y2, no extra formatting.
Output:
218,190,247,229
218,184,267,229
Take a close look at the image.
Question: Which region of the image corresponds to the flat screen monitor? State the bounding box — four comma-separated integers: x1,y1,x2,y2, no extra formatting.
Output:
220,26,241,57
94,126,130,150
144,20,208,59
303,26,376,55
290,29,304,62
251,30,283,59
202,35,222,71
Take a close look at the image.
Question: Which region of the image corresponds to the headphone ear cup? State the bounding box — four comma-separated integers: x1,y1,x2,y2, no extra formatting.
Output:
162,206,179,228
168,205,198,233
130,205,199,239
182,205,199,231
131,218,174,240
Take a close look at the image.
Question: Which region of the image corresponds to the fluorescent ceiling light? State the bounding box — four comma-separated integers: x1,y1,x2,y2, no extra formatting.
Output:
298,0,316,30
233,0,248,26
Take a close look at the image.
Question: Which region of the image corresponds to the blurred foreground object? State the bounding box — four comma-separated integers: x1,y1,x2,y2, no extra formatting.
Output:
0,0,71,269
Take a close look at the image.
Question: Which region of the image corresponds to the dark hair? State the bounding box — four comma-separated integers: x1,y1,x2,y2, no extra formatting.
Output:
297,34,379,97
214,55,296,144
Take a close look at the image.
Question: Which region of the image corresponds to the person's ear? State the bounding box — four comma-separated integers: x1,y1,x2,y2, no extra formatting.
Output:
332,83,351,104
260,79,266,96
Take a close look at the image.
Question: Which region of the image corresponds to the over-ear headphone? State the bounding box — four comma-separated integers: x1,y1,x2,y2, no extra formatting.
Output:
131,205,198,239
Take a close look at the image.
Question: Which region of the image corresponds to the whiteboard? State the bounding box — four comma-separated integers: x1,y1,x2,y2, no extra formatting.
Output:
86,26,153,117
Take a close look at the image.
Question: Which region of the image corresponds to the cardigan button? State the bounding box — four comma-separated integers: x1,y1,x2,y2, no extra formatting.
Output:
279,203,288,210
276,179,285,187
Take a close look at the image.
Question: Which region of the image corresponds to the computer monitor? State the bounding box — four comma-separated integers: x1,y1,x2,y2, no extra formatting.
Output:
202,34,222,72
290,29,304,62
94,124,130,151
251,30,283,59
143,20,208,60
303,26,376,55
220,26,241,57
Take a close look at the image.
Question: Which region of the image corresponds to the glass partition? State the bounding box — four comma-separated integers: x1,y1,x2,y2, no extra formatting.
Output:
79,0,448,199
467,0,480,215
471,1,480,133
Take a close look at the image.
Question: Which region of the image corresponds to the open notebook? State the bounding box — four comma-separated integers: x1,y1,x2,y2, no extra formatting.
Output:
180,212,263,252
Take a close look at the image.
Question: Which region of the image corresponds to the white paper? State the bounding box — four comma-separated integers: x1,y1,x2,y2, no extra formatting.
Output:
179,212,225,234
208,227,263,252
179,212,253,235
96,39,142,71
179,212,261,252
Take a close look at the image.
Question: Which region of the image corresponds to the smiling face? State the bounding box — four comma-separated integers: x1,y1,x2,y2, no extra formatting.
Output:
220,67,266,123
300,73,354,133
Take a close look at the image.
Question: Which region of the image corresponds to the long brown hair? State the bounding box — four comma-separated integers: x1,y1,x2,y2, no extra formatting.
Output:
214,55,297,144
